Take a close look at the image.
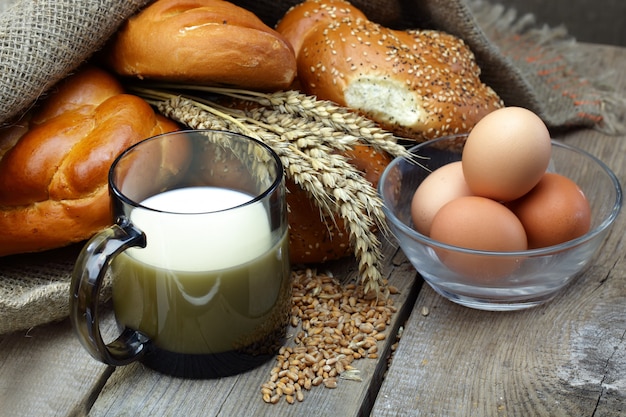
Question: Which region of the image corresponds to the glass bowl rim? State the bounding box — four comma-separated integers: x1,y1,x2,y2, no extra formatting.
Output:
378,134,623,257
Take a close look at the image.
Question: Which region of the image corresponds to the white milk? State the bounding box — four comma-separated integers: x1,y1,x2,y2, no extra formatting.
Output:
126,186,272,271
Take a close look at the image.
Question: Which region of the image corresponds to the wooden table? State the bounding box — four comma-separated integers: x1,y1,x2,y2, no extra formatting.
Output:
1,43,624,417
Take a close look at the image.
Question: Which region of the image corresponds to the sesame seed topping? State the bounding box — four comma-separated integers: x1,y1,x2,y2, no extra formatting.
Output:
293,14,503,141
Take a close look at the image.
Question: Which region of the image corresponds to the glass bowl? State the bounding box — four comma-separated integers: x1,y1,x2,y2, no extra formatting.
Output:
378,134,622,311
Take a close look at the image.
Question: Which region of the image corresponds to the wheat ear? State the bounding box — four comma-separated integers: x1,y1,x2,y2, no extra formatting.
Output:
132,87,403,296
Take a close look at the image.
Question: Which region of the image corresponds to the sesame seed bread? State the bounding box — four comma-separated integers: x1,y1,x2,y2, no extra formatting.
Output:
277,0,504,141
275,0,367,58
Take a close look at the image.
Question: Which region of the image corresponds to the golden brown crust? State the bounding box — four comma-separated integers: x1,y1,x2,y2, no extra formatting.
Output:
287,144,391,264
105,0,297,91
0,66,180,256
275,0,367,58
277,1,504,141
286,178,352,264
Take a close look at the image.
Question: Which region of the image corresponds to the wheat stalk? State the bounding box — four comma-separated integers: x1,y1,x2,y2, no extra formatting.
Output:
136,84,412,159
131,86,412,296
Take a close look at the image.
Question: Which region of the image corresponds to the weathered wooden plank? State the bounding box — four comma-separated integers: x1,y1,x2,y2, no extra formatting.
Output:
373,264,626,416
0,317,113,417
87,243,421,417
371,43,626,417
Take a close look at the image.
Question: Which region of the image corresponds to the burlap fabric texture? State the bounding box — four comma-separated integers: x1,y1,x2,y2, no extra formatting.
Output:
1,0,624,335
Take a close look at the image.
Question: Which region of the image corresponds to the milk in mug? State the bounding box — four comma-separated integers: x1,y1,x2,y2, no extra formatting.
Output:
111,186,290,359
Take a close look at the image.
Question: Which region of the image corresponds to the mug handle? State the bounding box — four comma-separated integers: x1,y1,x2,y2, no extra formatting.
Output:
69,222,147,366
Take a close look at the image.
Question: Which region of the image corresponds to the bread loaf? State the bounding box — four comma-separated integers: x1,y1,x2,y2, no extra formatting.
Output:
104,0,297,91
277,0,504,141
287,144,391,263
0,66,179,256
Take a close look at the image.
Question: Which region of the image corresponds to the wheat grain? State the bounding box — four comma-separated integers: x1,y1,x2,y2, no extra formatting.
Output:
258,269,396,404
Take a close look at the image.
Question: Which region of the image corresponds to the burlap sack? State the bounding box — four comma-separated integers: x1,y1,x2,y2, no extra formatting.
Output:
1,0,624,335
0,0,152,125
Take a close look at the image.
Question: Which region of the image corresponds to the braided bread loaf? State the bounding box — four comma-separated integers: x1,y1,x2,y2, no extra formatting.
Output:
0,66,179,256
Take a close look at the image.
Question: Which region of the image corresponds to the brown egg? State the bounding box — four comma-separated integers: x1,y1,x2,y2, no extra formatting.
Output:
462,107,551,202
411,161,473,236
430,196,528,281
507,173,591,248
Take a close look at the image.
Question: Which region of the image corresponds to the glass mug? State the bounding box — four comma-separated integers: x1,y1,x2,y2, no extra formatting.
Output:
70,130,291,379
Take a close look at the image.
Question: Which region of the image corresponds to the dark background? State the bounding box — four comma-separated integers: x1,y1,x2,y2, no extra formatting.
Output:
497,0,626,46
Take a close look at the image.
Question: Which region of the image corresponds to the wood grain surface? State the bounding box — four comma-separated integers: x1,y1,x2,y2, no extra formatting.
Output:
0,239,420,417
